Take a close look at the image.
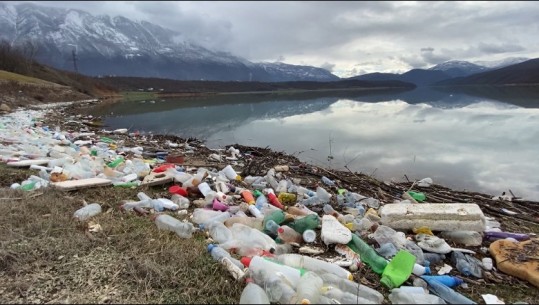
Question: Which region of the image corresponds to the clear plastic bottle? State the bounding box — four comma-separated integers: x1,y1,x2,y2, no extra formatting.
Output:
207,243,244,269
153,214,195,238
244,256,302,288
208,221,234,244
389,287,446,304
423,253,446,265
171,194,190,209
265,168,279,190
321,176,335,186
239,281,270,304
265,219,280,236
224,216,264,230
440,231,483,246
320,273,384,304
322,286,373,304
199,211,232,230
316,186,332,203
295,271,324,304
278,225,304,244
73,203,102,221
451,251,472,276
422,276,476,304
276,253,353,280
192,208,227,225
301,195,321,206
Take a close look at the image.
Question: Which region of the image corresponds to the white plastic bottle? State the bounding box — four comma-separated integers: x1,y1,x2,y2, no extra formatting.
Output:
73,203,102,221
207,243,244,269
276,253,353,280
208,221,234,244
239,280,270,304
153,214,195,238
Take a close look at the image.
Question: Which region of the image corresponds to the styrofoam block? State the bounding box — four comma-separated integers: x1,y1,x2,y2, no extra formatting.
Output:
380,203,486,232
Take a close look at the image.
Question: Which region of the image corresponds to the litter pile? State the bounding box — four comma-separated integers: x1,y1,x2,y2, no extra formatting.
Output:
1,101,538,304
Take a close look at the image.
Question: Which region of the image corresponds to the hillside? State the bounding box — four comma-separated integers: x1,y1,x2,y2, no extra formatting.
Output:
434,58,539,86
99,76,416,94
347,69,451,86
0,40,118,108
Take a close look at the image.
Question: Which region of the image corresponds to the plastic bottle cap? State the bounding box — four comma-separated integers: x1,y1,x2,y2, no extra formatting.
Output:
424,266,431,275
240,256,252,267
207,244,216,253
277,227,284,234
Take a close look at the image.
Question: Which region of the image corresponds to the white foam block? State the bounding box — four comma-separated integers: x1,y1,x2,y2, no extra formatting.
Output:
380,203,486,232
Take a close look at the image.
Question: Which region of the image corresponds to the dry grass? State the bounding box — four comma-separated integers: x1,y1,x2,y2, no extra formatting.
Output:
0,70,60,86
0,167,243,304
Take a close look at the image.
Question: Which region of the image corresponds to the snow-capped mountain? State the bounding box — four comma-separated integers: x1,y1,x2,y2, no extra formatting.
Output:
428,60,489,78
0,2,338,82
473,57,529,69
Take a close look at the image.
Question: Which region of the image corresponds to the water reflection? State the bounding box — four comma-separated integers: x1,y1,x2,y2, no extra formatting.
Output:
87,87,539,200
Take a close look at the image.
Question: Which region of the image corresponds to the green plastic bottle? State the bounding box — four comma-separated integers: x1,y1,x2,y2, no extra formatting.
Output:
263,210,286,229
407,191,426,202
253,189,263,198
380,250,416,289
347,233,388,275
100,136,115,143
20,181,37,191
107,156,124,168
113,181,139,188
288,214,320,234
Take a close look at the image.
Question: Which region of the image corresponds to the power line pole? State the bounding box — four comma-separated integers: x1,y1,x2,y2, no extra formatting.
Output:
69,44,78,73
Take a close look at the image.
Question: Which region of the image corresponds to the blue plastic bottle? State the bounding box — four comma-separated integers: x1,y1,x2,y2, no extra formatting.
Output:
420,275,464,288
422,276,476,304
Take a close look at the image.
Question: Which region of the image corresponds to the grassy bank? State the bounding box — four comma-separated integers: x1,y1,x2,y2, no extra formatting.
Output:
121,91,158,102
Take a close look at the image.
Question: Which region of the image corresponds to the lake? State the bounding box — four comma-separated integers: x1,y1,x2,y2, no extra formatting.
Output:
86,86,539,200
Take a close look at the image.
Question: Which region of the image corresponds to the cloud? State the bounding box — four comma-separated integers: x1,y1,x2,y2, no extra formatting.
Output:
320,62,335,72
7,1,539,76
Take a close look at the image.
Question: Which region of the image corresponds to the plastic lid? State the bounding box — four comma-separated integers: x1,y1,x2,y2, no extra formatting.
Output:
207,244,216,253
454,276,464,285
169,185,188,197
424,266,431,275
277,227,284,234
240,256,252,267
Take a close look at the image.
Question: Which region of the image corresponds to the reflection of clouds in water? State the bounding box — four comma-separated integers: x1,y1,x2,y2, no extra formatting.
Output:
208,99,539,199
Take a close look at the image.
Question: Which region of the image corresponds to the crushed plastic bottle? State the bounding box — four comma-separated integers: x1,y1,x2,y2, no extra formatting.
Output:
153,214,195,239
73,203,102,221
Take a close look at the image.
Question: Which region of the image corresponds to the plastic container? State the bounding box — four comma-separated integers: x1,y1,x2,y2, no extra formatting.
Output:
322,287,376,304
380,250,416,289
224,216,263,230
295,271,323,304
422,276,476,304
423,253,446,265
301,195,321,206
377,242,398,259
278,225,303,244
413,263,431,276
264,219,280,236
192,208,227,225
153,214,195,238
420,275,464,288
288,214,320,234
263,210,286,228
276,180,288,193
239,281,270,304
73,203,102,221
302,229,316,243
170,194,190,209
207,244,244,269
347,233,388,275
373,225,425,265
277,192,296,205
276,253,352,280
248,204,264,219
316,186,332,203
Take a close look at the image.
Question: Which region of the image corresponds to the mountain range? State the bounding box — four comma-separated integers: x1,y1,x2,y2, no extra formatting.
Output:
0,2,537,86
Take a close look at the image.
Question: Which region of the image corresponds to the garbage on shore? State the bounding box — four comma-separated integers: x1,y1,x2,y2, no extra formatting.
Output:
1,101,538,304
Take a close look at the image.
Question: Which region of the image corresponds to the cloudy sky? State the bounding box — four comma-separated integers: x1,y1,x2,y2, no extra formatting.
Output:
12,1,539,77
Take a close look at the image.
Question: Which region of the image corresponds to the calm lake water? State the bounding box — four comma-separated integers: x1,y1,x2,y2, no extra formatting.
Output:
86,87,539,200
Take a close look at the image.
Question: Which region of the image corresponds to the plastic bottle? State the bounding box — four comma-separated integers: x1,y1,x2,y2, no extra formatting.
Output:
278,225,304,244
244,256,302,288
275,254,353,280
171,194,190,209
420,275,464,288
296,186,316,198
276,179,288,193
224,216,263,230
241,190,256,205
288,214,320,234
265,219,280,236
422,276,476,304
255,193,268,209
295,271,323,304
380,250,417,289
423,253,446,265
153,214,195,238
199,211,232,230
287,205,317,217
407,191,426,202
321,176,335,186
265,168,279,190
389,287,446,304
239,280,270,304
107,156,124,168
207,244,244,269
322,286,374,304
248,204,264,219
208,221,234,244
451,251,472,276
73,203,102,221
267,192,284,209
482,257,493,271
263,210,286,228
321,214,352,246
316,186,332,203
484,231,530,241
373,225,425,265
303,229,316,243
412,263,431,276
278,192,297,205
319,273,384,304
301,195,321,206
192,208,228,225
347,233,388,274
250,269,295,304
377,242,398,259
